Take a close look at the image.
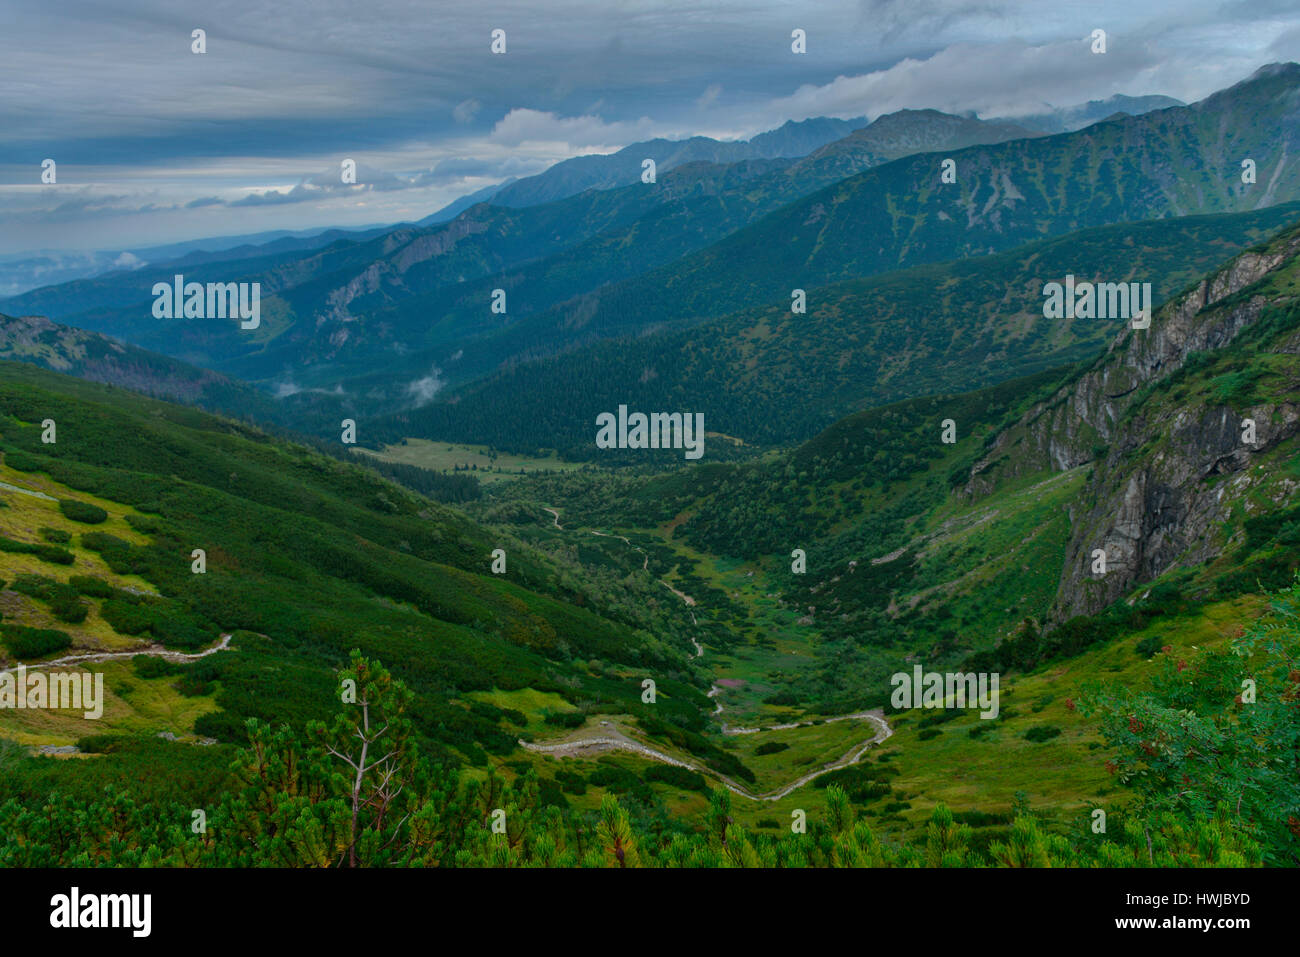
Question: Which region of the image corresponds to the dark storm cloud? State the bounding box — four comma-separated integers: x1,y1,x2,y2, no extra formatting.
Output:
3,0,1299,253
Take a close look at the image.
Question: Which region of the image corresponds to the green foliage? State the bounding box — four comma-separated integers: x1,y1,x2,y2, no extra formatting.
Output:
132,655,182,679
8,574,88,623
58,498,108,524
1135,635,1164,658
1023,725,1063,743
68,575,115,598
1,623,72,659
1082,575,1300,865
0,534,74,565
0,361,713,788
0,650,1274,867
543,711,586,729
644,764,708,792
381,203,1300,458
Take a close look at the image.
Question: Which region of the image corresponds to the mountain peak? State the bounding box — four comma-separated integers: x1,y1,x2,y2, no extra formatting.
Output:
1248,61,1300,81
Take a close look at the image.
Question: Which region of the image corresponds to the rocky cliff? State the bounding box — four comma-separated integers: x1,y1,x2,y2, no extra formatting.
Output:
965,222,1300,621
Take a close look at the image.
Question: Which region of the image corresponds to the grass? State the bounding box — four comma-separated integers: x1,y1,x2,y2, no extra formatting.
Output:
0,460,161,658
355,439,585,483
725,718,882,793
0,660,219,747
470,686,577,736
876,592,1265,833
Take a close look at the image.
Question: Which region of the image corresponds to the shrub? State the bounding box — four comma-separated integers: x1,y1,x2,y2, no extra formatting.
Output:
952,809,1011,827
2,450,41,471
754,741,790,756
543,711,585,728
1,624,72,659
554,769,587,795
763,691,799,706
1024,725,1062,743
79,532,148,575
101,599,153,636
133,655,182,679
175,673,215,697
918,708,963,728
75,734,128,754
587,764,642,790
9,574,88,622
0,535,74,565
53,599,89,624
69,575,115,598
1135,635,1163,658
39,527,71,544
644,764,708,792
124,513,160,534
58,499,108,524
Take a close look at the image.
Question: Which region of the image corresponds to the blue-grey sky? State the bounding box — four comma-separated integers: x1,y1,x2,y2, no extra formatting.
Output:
3,0,1300,255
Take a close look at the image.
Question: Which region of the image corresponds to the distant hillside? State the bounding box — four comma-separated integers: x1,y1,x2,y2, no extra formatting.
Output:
524,215,1300,682
377,203,1300,458
2,111,1034,403
434,63,1300,393
488,116,869,208
0,311,285,425
789,109,1039,183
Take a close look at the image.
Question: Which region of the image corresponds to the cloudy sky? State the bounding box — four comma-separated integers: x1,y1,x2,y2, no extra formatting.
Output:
3,0,1300,256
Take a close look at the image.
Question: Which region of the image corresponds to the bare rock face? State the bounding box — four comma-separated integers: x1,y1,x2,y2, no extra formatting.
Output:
965,228,1300,623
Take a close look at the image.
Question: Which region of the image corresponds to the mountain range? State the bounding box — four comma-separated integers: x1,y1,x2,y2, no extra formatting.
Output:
3,61,1299,869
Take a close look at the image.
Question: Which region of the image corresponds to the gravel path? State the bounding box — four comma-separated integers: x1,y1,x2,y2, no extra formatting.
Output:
528,504,894,799
1,633,233,675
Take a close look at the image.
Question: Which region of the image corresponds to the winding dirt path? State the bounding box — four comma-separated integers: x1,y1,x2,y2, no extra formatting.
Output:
1,633,234,675
519,713,892,802
529,505,894,798
544,506,690,634
588,528,650,572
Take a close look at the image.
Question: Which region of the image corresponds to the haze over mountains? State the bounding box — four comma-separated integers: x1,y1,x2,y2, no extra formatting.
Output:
3,69,1256,430
995,93,1185,133
0,105,1045,397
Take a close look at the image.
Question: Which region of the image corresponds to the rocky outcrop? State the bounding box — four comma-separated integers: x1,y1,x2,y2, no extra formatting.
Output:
964,224,1300,621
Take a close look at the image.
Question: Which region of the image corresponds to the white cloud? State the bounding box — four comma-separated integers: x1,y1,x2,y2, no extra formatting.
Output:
697,83,723,109
489,109,659,149
405,366,445,406
453,99,482,124
767,38,1165,123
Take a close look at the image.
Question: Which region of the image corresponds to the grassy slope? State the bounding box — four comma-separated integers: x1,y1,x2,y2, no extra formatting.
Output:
0,362,723,810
